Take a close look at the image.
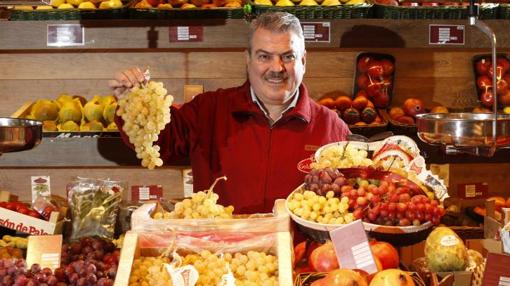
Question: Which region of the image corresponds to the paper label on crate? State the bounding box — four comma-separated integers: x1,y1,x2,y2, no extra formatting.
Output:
183,169,194,198
329,220,378,274
131,185,163,201
458,182,488,199
165,264,199,286
482,252,510,286
31,176,51,203
26,235,62,271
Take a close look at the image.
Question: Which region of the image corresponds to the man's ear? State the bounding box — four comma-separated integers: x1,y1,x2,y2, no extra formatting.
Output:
245,49,251,65
301,49,307,66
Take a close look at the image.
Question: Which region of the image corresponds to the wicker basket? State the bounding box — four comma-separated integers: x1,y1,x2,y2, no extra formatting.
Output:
294,271,426,286
250,3,373,19
374,3,498,20
129,4,245,19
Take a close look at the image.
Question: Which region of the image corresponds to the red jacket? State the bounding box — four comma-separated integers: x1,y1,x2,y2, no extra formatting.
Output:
117,81,350,214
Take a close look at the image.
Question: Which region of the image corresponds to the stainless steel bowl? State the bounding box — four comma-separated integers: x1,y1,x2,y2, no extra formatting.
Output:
416,113,510,148
0,117,43,154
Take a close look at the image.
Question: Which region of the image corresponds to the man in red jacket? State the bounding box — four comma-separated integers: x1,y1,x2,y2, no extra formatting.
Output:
110,12,350,214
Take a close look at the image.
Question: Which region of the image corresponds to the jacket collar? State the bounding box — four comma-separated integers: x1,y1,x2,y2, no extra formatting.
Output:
231,81,312,123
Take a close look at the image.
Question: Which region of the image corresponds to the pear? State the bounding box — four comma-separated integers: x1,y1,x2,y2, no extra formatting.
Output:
30,99,59,121
14,5,34,10
102,102,118,125
50,0,65,7
80,120,104,132
42,120,58,132
57,3,74,8
299,0,318,5
83,95,105,122
99,0,122,8
56,93,74,106
254,0,272,5
321,0,340,5
275,0,294,6
100,95,117,106
345,0,364,4
36,5,54,9
105,122,118,131
67,0,84,6
58,121,80,132
78,1,96,8
58,98,83,123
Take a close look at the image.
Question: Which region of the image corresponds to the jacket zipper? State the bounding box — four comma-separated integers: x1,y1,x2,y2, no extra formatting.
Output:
263,125,273,211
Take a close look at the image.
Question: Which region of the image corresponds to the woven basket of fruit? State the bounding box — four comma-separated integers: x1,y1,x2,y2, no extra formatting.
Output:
129,0,245,19
250,3,373,19
374,3,498,20
9,0,129,21
294,270,427,286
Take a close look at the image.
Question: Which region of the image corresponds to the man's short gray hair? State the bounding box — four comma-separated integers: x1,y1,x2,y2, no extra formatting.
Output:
248,12,304,54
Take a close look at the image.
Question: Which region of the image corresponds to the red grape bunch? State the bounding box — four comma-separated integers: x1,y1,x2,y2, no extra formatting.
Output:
304,167,347,196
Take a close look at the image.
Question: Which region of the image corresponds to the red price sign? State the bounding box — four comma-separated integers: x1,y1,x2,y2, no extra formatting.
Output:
429,24,465,45
131,185,163,201
301,22,331,43
482,252,510,286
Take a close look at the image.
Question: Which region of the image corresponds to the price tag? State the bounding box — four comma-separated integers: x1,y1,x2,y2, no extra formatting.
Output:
329,220,378,274
429,24,465,45
457,182,488,199
182,169,193,198
47,24,84,47
26,235,62,271
482,252,510,286
169,26,203,42
301,22,330,43
131,185,163,201
31,176,51,203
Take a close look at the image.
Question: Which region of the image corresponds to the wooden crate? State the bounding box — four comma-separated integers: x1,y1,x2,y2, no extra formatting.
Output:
115,199,293,286
0,207,63,235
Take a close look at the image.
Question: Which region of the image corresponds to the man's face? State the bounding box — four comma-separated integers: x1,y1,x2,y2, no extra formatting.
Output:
246,28,306,105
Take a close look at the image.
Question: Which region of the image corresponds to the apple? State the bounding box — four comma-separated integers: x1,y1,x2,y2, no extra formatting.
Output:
357,74,370,90
308,241,339,272
402,98,425,118
366,82,384,99
381,59,394,76
357,56,372,73
480,89,495,108
369,241,399,270
477,75,492,90
422,2,439,6
388,107,405,119
430,105,449,113
401,2,418,6
475,58,491,76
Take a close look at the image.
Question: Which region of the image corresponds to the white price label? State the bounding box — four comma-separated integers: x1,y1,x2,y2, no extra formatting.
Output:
47,24,84,47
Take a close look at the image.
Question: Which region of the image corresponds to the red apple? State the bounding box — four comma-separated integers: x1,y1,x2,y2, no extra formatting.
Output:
357,74,370,90
357,56,372,73
422,2,439,6
381,59,395,76
401,2,419,6
475,58,491,76
369,241,400,270
403,98,425,118
477,75,493,90
308,241,339,272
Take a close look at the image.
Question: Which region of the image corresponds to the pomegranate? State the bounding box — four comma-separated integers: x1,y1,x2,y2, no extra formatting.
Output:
475,58,491,75
395,115,415,125
367,61,384,79
480,89,495,108
369,269,415,286
497,57,510,75
369,241,400,270
357,74,370,90
402,98,425,118
358,56,372,73
380,59,394,76
476,75,493,90
311,269,368,286
308,241,340,272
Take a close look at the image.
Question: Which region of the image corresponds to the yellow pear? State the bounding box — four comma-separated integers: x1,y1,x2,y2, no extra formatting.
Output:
103,102,118,124
57,3,74,8
56,93,73,106
99,95,116,106
36,5,54,9
275,0,294,6
181,3,196,8
14,5,34,10
99,0,122,8
504,106,510,114
345,0,364,4
321,0,339,5
67,0,84,7
299,0,318,5
58,121,80,132
30,99,59,121
105,122,118,132
83,95,105,122
50,0,65,7
254,0,272,5
58,98,83,123
78,1,96,8
80,120,104,132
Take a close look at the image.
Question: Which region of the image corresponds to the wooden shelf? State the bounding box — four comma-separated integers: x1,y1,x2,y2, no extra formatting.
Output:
2,19,510,50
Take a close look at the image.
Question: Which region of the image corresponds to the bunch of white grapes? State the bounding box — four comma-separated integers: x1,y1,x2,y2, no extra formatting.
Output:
182,250,278,286
129,256,172,286
312,144,373,169
117,81,174,170
167,190,234,219
287,190,354,224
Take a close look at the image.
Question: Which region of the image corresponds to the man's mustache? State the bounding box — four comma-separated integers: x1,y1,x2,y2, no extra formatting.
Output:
265,72,287,80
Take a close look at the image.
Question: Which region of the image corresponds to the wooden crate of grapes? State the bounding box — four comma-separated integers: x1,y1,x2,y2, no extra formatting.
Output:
115,199,293,286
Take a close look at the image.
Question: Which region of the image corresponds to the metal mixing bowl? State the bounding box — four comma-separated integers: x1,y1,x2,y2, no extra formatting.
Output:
0,117,43,154
416,113,510,148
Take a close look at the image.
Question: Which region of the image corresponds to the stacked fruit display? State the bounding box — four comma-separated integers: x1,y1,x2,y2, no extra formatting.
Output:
355,54,395,109
13,0,122,10
474,55,510,109
133,0,242,9
253,0,366,6
297,167,444,226
387,97,448,125
21,94,118,132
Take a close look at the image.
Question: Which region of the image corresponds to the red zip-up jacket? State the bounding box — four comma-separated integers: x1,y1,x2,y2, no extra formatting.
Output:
117,81,350,214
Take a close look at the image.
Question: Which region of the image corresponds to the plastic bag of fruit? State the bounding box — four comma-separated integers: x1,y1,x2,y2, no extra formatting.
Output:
127,230,283,286
67,177,124,240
